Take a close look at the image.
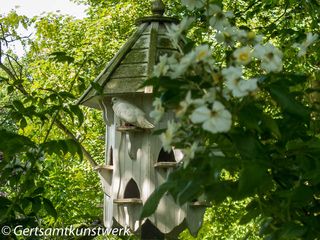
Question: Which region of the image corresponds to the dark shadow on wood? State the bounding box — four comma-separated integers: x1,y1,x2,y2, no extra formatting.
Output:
141,219,165,240
157,148,175,162
124,178,140,198
109,146,113,165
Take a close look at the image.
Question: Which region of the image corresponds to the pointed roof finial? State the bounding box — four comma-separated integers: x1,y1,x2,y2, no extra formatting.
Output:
152,0,165,16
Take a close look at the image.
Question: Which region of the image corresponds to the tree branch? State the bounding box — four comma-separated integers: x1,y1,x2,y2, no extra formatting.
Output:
55,119,98,167
0,59,98,168
0,62,29,95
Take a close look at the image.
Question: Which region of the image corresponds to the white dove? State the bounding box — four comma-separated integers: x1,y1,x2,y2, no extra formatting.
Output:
111,97,155,129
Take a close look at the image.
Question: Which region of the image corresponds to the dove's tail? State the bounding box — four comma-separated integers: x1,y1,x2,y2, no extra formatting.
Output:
137,116,155,129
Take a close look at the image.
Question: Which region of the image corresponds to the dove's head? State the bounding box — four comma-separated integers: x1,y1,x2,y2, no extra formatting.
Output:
111,97,118,104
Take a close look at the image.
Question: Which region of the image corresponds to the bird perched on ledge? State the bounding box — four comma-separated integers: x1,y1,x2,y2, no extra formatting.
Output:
111,97,155,129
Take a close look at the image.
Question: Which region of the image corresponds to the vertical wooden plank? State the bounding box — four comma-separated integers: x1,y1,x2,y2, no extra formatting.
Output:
112,110,122,223
104,194,113,228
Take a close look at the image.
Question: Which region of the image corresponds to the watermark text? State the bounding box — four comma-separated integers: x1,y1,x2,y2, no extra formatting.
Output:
1,225,130,237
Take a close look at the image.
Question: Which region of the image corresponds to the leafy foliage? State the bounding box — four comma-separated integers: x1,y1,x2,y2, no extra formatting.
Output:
140,1,320,240
1,0,320,240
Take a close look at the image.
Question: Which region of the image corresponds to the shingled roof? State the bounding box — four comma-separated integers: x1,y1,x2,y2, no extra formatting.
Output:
77,2,183,109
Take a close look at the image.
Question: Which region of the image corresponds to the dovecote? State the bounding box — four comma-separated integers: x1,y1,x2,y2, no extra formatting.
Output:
78,1,206,239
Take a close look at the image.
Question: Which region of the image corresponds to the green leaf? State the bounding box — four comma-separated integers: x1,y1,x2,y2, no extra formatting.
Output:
261,114,281,138
31,196,42,214
41,139,83,160
13,203,25,215
205,181,237,204
40,140,64,155
12,100,25,112
59,91,75,99
19,117,27,129
0,76,9,82
32,187,45,196
238,104,261,132
42,198,57,219
0,129,35,155
140,182,172,219
49,51,74,64
278,222,306,239
0,196,12,207
268,83,310,120
91,82,103,95
182,40,196,54
231,131,265,161
239,209,260,225
238,164,273,196
21,197,32,211
69,104,84,126
58,140,68,155
77,80,87,93
151,128,166,135
65,139,83,160
62,106,74,123
291,185,313,204
7,85,14,94
177,181,201,205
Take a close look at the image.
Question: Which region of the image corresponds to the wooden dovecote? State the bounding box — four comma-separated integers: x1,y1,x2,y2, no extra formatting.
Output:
77,1,207,239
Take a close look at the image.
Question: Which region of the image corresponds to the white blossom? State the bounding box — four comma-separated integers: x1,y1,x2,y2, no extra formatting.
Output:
160,121,180,152
293,32,318,57
169,51,196,78
194,44,211,63
202,88,216,103
204,58,217,73
236,29,248,43
181,0,204,10
215,26,238,46
253,43,283,73
176,91,193,117
153,54,179,78
305,32,318,45
211,143,225,157
221,66,242,82
171,45,211,77
253,44,265,59
166,25,180,43
182,142,199,167
233,46,252,65
212,148,225,157
222,87,231,100
176,91,212,117
167,54,179,65
190,101,232,134
166,17,194,47
208,4,234,31
153,54,169,77
192,97,206,106
237,30,263,44
222,64,257,98
226,78,258,98
251,33,263,44
150,98,165,123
